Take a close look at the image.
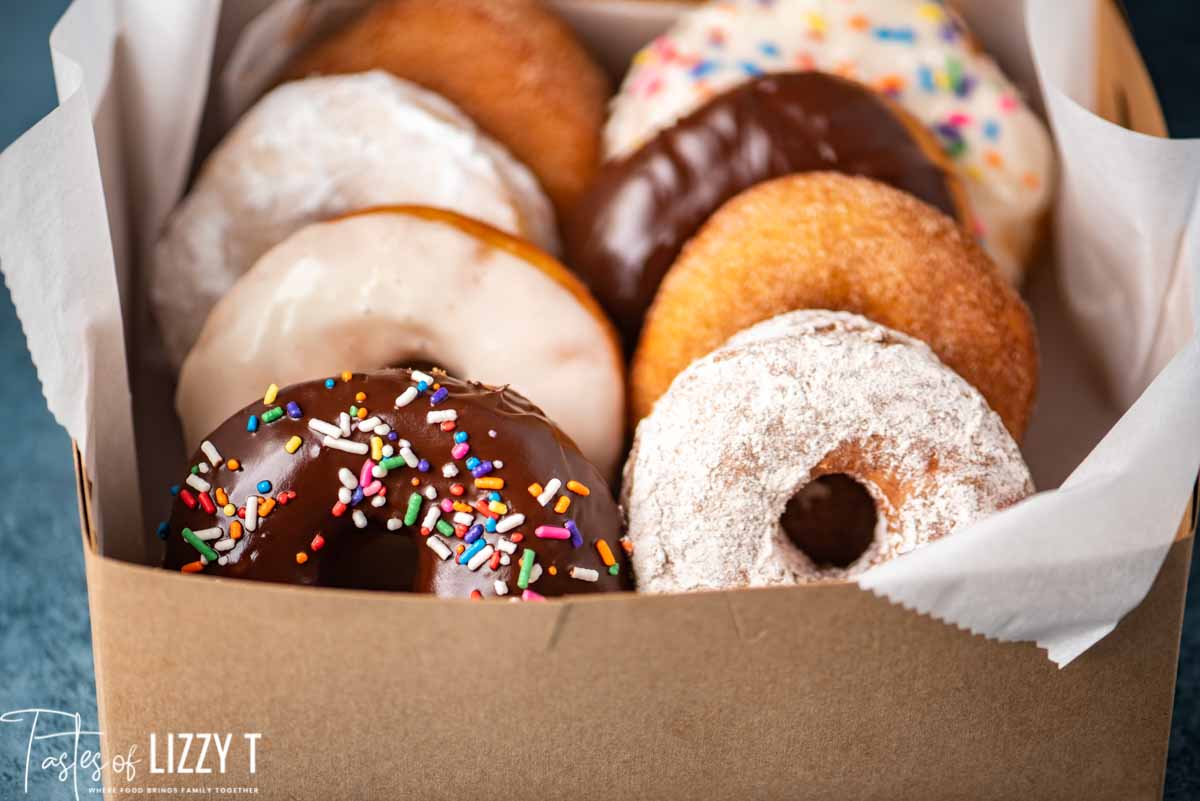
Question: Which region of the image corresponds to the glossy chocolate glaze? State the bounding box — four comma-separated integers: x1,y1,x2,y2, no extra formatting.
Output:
163,370,631,597
566,72,962,349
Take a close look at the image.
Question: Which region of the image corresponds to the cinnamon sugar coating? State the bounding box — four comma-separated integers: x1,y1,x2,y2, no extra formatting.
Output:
630,173,1038,438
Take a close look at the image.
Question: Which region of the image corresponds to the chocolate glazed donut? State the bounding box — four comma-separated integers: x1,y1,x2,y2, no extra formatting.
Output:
565,71,970,349
162,370,631,598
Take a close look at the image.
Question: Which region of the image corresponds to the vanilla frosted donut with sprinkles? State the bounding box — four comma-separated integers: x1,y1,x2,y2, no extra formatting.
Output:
622,310,1033,592
176,206,625,479
162,369,632,598
153,71,558,368
605,0,1054,283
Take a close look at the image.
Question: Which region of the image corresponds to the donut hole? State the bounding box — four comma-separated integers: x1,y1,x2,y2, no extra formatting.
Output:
781,474,877,568
318,530,419,591
387,357,461,378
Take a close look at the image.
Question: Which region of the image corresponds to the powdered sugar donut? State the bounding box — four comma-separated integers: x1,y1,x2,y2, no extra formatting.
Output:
606,0,1054,283
153,71,558,367
622,310,1033,592
177,206,624,479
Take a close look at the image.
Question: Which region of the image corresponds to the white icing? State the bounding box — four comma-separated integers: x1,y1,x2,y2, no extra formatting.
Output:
621,310,1034,593
153,71,558,367
604,0,1054,284
176,211,624,478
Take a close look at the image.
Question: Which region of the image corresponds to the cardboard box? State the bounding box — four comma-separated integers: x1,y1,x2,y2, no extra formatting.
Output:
65,1,1194,798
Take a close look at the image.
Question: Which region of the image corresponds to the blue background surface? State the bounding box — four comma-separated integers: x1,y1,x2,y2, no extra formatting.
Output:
0,1,1197,798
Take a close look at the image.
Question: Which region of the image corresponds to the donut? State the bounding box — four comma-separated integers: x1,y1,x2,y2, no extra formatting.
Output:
605,0,1055,283
630,173,1037,439
161,369,632,598
566,71,970,348
283,0,609,215
622,310,1034,592
177,206,625,479
153,71,557,368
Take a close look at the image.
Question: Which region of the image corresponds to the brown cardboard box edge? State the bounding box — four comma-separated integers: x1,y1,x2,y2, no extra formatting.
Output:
76,464,1196,800
70,1,1196,799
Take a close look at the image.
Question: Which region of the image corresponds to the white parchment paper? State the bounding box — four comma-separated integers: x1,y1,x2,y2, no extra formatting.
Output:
0,0,1196,665
859,0,1200,667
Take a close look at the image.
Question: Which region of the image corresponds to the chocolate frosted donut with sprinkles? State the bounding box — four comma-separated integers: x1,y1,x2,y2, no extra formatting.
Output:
161,370,632,599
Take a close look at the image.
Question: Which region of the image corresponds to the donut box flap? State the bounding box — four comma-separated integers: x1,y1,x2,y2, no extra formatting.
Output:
0,0,1194,797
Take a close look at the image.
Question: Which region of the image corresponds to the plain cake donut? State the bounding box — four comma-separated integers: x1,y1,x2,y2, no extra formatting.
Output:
283,0,610,215
630,173,1038,439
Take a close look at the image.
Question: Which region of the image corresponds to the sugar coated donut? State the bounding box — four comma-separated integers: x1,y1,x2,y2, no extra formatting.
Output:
606,0,1055,283
630,173,1037,439
162,369,632,598
153,71,557,367
284,0,609,215
566,71,969,348
177,206,624,478
622,310,1034,592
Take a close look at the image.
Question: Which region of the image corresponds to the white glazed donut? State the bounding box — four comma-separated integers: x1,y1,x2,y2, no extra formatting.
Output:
153,71,558,367
605,0,1054,284
621,310,1034,592
176,206,624,479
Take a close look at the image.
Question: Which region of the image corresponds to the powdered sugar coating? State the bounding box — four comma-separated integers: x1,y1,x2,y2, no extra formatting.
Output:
152,71,558,367
605,0,1054,283
622,310,1033,593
